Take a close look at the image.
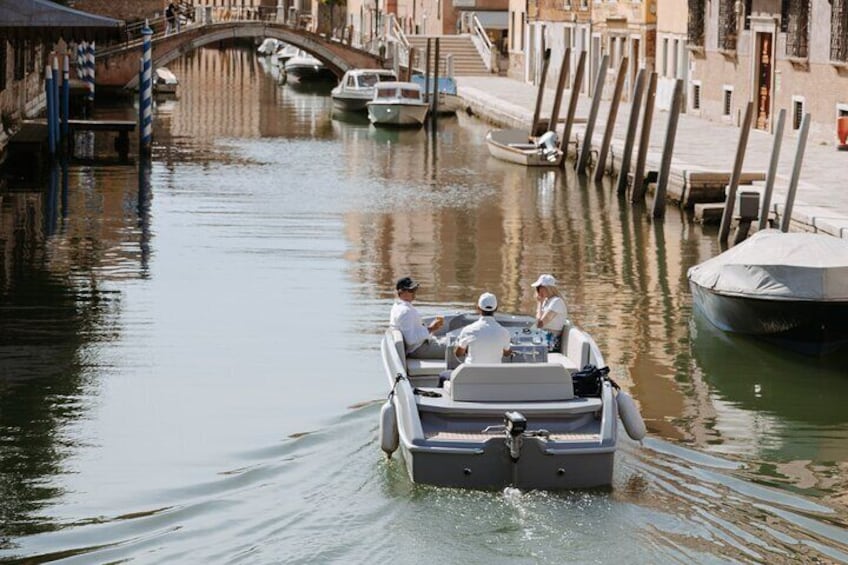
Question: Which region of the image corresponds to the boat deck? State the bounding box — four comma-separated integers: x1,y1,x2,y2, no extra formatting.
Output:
425,431,602,441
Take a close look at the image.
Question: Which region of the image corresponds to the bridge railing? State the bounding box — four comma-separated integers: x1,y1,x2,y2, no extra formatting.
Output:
386,14,410,72
469,12,496,73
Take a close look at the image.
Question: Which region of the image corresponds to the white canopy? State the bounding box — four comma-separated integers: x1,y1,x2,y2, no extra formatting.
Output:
687,230,848,301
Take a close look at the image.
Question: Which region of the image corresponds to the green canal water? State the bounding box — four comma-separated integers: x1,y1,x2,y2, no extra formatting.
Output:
1,46,847,563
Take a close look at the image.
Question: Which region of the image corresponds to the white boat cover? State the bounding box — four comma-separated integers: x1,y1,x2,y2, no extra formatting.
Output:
687,229,848,301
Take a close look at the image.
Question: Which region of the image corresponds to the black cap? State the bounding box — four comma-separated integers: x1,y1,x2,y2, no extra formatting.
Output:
396,276,420,291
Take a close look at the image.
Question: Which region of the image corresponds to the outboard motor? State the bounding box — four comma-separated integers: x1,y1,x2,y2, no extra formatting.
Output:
504,411,527,461
535,131,560,162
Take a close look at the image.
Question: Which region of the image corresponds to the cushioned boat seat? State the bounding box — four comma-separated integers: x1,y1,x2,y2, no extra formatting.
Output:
449,363,574,402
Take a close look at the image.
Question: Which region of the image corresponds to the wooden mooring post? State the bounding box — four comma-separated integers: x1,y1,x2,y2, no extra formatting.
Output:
530,49,552,137
630,71,657,203
547,48,571,138
430,38,441,120
780,112,811,233
616,68,646,195
594,56,628,182
651,78,683,218
575,54,609,175
758,109,786,230
558,50,586,162
718,101,754,243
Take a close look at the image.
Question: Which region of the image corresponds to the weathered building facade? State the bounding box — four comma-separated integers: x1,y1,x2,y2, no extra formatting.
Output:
687,0,848,144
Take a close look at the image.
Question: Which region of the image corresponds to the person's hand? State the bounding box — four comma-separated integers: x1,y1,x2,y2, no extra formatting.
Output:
429,317,444,332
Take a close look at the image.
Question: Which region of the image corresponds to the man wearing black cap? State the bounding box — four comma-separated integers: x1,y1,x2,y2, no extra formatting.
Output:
389,276,446,359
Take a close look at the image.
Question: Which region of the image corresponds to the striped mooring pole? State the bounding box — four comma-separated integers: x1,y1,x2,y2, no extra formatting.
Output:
45,64,55,155
83,41,95,116
76,42,85,79
62,54,70,143
139,21,153,156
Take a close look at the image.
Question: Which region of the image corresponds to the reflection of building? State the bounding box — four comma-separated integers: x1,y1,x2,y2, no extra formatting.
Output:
687,0,848,144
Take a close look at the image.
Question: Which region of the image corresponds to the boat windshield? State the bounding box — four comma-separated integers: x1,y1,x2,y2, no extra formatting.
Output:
375,87,397,98
400,88,420,100
359,74,381,87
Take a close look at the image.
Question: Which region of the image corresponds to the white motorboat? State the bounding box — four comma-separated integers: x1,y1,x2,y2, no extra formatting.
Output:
410,75,463,116
366,81,429,127
271,44,300,67
331,68,398,113
284,52,335,83
257,38,280,56
153,67,179,96
486,128,563,166
688,229,848,351
379,313,646,491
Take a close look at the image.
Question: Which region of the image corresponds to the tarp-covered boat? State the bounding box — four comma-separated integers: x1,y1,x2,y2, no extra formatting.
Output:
687,230,848,348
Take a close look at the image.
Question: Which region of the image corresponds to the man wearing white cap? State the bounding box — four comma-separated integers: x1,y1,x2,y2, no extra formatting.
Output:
531,274,569,349
454,292,512,364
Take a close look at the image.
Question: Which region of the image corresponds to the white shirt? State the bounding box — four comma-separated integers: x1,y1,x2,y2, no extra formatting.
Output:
539,296,568,332
389,299,430,353
456,316,511,364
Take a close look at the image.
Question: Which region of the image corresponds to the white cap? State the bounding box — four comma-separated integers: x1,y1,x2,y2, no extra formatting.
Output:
531,274,558,288
477,292,498,311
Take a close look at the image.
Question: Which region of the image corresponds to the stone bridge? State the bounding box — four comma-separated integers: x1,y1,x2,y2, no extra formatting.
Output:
96,21,384,90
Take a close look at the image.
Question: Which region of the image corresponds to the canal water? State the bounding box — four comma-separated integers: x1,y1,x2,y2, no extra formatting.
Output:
1,46,847,563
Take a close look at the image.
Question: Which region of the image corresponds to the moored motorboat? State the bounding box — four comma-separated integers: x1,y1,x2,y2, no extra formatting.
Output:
687,229,848,351
486,128,563,166
410,75,463,116
283,52,335,83
331,68,398,113
153,67,179,96
366,81,429,127
379,313,645,491
271,43,299,67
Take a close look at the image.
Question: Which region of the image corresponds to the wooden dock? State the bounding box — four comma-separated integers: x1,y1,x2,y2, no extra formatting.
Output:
10,119,137,163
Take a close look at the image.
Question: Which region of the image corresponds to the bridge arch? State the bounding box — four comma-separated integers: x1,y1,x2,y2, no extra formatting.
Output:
96,22,384,90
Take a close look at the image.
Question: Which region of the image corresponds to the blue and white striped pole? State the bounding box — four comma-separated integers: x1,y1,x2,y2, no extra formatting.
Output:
62,54,70,143
139,21,153,155
84,41,95,106
45,65,55,155
52,56,60,150
76,42,85,79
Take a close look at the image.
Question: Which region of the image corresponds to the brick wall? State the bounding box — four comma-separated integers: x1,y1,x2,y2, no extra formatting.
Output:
68,0,166,22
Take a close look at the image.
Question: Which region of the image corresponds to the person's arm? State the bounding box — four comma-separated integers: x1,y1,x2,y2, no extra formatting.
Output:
455,344,467,357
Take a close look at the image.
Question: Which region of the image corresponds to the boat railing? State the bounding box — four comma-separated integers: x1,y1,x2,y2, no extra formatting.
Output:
469,13,496,73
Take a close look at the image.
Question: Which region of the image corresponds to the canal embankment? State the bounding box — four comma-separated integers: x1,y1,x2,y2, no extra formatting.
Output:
456,75,848,239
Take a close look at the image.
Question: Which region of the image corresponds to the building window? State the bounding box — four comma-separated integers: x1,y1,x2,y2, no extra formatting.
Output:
832,0,848,62
688,0,705,47
718,0,737,51
692,82,701,110
792,97,805,129
785,0,810,58
723,87,733,115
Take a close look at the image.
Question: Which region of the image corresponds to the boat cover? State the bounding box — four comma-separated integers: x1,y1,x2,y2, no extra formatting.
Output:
687,229,848,301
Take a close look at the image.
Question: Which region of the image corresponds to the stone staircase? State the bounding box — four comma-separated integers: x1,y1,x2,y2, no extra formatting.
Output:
407,35,490,76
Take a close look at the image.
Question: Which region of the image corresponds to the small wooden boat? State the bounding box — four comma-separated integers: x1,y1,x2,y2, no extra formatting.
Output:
688,229,848,351
331,68,398,113
366,81,429,127
486,128,563,166
379,313,646,490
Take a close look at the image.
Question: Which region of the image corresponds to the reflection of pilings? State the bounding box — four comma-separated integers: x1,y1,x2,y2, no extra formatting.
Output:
46,163,59,236
137,159,153,276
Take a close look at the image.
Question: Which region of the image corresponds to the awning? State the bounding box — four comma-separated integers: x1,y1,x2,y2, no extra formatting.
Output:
474,11,508,31
0,0,125,42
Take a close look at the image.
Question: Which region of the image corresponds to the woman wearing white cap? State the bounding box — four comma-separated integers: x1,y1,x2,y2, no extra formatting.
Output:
531,274,569,349
454,292,512,364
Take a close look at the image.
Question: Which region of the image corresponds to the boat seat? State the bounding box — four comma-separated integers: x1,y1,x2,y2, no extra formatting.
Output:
565,327,591,368
448,363,574,402
389,329,446,376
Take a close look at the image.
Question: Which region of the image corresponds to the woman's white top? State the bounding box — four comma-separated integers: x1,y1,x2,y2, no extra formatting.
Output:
539,296,568,332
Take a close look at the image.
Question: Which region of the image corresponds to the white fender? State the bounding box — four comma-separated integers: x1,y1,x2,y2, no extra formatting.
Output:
380,399,399,457
616,390,647,441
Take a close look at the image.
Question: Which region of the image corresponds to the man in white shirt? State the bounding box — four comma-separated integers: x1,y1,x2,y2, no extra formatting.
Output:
454,292,512,364
389,276,446,359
